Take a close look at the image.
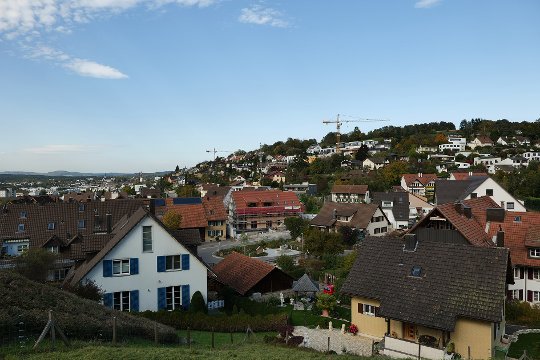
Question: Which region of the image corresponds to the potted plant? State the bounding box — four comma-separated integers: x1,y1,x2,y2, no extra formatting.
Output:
316,293,336,317
348,324,359,336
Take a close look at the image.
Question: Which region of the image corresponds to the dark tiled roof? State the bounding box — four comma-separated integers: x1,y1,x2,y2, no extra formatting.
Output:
372,192,409,222
331,184,369,195
310,202,381,229
212,252,279,295
341,236,509,331
292,273,319,293
402,174,438,187
434,177,488,204
170,229,202,246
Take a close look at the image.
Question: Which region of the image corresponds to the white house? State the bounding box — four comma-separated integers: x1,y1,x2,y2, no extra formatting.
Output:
439,137,466,152
467,135,493,150
523,151,540,163
362,157,387,170
69,208,211,312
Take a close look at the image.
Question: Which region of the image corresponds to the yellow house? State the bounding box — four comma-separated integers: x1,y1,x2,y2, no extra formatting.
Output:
341,235,511,360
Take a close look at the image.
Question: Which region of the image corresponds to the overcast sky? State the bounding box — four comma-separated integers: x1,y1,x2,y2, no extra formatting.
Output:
1,0,539,173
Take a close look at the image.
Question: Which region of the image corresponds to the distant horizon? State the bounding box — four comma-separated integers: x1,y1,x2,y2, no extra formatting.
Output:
2,1,539,173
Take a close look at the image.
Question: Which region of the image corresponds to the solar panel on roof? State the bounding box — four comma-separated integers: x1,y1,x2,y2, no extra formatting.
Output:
154,199,165,206
173,198,202,205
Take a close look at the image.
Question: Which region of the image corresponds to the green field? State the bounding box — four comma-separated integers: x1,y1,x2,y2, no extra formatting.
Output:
507,332,540,359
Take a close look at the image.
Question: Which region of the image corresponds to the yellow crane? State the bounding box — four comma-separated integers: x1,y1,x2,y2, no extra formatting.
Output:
322,114,389,154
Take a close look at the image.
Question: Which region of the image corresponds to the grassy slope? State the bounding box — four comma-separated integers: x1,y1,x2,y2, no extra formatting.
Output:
507,333,540,358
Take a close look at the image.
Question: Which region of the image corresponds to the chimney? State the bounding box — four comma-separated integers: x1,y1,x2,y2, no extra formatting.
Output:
333,209,337,220
486,208,506,222
403,234,418,252
106,213,112,234
496,225,505,247
149,199,156,215
468,171,473,177
463,206,472,219
418,172,422,178
454,201,462,214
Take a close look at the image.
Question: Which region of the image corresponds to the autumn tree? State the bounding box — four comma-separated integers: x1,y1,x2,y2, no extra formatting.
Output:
304,229,344,258
162,211,182,230
284,217,310,240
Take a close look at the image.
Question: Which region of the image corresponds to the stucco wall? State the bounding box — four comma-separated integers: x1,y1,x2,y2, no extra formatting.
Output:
465,177,526,212
450,318,493,360
351,297,386,338
84,216,208,311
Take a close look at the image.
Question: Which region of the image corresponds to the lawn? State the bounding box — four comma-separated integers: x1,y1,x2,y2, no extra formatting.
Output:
507,332,540,359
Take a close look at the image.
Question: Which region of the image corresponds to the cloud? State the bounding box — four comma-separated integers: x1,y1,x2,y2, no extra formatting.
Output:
24,144,102,154
0,0,216,77
239,5,288,28
64,59,128,79
414,0,442,8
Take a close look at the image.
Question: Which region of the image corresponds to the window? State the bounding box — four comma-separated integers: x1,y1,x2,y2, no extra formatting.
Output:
381,227,388,233
20,211,27,219
534,291,540,303
266,220,272,228
514,267,521,278
511,290,522,301
78,203,85,212
251,221,257,229
48,246,59,254
411,266,422,277
507,202,515,210
143,226,152,252
165,255,181,271
112,259,130,275
532,269,540,280
78,220,86,229
470,193,477,199
363,304,376,316
113,291,130,311
17,244,29,253
515,216,522,222
17,223,25,232
486,189,494,196
50,268,69,281
530,249,540,258
374,228,381,234
47,222,55,230
166,286,182,311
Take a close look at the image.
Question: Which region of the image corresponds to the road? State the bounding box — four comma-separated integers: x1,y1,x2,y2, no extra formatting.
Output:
197,230,291,266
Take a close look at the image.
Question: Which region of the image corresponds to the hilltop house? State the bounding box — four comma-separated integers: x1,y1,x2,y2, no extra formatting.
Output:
371,192,411,230
310,203,392,236
362,157,388,170
69,207,211,312
400,173,438,198
434,176,526,212
467,135,493,150
341,235,510,360
330,184,370,204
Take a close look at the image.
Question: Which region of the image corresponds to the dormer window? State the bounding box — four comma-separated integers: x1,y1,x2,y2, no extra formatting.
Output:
18,223,25,232
79,204,85,212
530,249,540,258
514,216,521,222
411,266,423,277
48,222,55,230
20,211,27,219
48,246,59,254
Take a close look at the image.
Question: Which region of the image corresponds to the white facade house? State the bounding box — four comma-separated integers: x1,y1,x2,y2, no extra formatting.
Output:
462,177,526,212
71,208,210,312
362,157,387,170
439,137,466,152
523,151,540,163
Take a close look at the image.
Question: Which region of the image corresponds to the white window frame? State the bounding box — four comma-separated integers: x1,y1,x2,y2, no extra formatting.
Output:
112,259,130,276
534,291,540,303
514,267,520,278
48,246,59,254
363,304,376,316
113,291,130,312
532,268,540,280
165,285,182,311
143,226,153,252
530,249,540,258
507,202,515,210
17,244,29,254
165,255,181,271
47,222,55,230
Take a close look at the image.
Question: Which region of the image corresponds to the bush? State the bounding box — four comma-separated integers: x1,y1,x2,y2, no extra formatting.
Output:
62,279,103,302
276,255,295,272
14,248,57,283
316,293,337,312
190,291,207,314
506,301,540,327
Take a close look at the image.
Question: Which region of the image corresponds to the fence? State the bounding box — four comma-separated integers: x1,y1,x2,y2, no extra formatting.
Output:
207,300,225,311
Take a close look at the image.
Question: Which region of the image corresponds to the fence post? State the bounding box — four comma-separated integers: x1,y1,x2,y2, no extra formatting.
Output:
154,322,158,344
49,311,56,350
212,328,215,349
230,328,233,344
468,345,471,360
187,327,191,349
417,342,421,360
327,336,330,353
285,330,289,345
112,316,117,346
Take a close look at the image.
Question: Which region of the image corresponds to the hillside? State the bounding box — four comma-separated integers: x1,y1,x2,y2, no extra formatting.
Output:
0,271,177,343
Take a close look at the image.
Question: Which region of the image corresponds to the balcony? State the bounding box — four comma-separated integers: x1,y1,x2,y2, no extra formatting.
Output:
382,336,447,360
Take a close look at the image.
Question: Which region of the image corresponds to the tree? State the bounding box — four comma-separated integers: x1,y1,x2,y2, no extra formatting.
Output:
190,291,207,314
354,145,369,162
176,185,200,197
304,229,344,257
15,248,57,283
162,211,182,230
122,186,136,195
276,255,295,273
175,165,180,173
63,279,103,301
339,226,360,246
284,217,309,240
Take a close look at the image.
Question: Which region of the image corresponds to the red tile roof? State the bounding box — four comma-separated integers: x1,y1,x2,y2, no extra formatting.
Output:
486,211,540,267
402,173,438,187
202,197,227,221
163,199,207,229
231,190,303,215
451,172,489,181
212,252,275,295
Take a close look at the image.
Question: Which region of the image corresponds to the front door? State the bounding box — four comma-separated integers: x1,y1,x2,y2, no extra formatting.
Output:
403,323,416,341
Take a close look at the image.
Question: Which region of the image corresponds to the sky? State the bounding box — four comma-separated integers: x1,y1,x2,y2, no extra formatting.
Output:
0,0,539,173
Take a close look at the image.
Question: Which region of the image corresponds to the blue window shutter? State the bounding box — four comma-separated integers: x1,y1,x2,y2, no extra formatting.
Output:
181,254,190,270
182,284,190,310
103,293,113,308
157,256,165,272
130,258,139,275
103,260,112,277
157,287,166,310
130,290,139,312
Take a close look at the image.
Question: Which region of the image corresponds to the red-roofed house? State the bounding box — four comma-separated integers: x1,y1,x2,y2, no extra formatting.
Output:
485,211,540,304
400,173,438,198
449,172,489,181
468,135,494,150
228,190,304,237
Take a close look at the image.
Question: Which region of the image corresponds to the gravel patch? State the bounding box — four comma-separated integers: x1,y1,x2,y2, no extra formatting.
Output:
295,326,374,356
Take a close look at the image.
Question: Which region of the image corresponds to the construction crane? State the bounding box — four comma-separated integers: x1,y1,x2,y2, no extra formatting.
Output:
206,148,232,161
322,114,389,154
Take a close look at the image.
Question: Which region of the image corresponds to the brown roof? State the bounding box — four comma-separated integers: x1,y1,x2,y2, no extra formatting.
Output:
486,211,540,267
212,252,276,295
162,199,207,229
410,196,500,247
475,135,493,144
202,197,227,221
310,202,381,229
331,184,369,195
450,172,489,181
402,173,438,187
